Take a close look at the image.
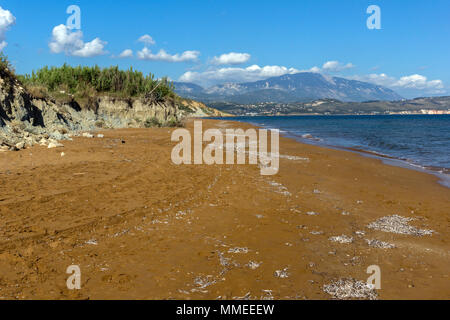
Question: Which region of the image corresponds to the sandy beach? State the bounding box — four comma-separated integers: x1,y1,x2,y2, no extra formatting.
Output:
0,119,448,300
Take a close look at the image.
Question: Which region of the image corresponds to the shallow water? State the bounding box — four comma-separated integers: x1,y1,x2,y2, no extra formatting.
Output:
217,114,450,185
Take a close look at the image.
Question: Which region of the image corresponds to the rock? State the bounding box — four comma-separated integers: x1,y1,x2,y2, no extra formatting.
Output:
15,141,26,150
49,131,66,141
48,142,64,149
39,138,48,146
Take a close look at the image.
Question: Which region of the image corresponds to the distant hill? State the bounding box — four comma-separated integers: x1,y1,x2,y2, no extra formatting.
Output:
206,96,450,116
174,72,403,104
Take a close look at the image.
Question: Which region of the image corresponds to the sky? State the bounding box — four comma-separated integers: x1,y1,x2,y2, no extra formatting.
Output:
0,0,449,98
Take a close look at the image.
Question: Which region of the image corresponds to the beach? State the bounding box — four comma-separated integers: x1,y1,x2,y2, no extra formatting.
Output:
0,118,448,300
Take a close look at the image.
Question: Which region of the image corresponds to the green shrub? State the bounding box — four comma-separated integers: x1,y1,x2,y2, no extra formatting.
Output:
20,64,176,102
27,85,49,99
0,52,17,82
165,117,184,128
0,52,13,72
144,117,162,128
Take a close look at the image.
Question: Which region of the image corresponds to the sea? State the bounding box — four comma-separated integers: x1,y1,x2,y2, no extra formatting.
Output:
218,114,450,188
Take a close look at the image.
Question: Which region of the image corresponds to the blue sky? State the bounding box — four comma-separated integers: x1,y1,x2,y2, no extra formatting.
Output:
0,0,449,98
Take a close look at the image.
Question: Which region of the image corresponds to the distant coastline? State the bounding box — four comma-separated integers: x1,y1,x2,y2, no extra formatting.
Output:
203,96,450,116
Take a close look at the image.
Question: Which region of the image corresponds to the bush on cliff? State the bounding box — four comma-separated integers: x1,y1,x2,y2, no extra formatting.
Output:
144,117,162,128
19,64,177,108
0,52,17,80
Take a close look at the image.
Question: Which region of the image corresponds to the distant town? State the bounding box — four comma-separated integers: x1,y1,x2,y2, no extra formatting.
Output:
207,97,450,116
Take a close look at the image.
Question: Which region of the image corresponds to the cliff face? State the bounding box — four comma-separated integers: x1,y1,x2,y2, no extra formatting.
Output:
0,69,215,151
179,99,232,117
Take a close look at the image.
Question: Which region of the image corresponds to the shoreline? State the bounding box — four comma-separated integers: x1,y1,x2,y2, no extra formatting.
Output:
0,118,449,300
285,136,450,189
215,115,450,188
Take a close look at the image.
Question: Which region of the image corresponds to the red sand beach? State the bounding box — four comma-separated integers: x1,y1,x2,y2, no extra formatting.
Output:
0,119,448,300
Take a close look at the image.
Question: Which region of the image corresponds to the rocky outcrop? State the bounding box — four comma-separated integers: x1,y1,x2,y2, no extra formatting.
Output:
0,69,202,151
179,99,232,117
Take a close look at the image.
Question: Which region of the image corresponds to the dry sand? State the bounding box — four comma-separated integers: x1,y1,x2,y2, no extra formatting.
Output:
0,119,448,300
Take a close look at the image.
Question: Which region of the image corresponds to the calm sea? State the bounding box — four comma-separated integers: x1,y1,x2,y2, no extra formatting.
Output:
219,115,450,185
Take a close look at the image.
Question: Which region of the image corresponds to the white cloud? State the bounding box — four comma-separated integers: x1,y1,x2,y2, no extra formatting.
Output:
0,6,16,51
211,52,251,65
119,49,133,58
49,24,107,57
179,64,300,86
394,74,444,90
349,73,445,96
137,47,200,62
350,73,444,91
349,73,396,86
178,57,446,96
138,34,156,45
299,66,321,73
322,60,355,72
72,38,107,58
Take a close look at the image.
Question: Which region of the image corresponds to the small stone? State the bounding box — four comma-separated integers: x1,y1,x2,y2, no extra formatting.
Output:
329,235,354,244
39,138,48,146
274,268,289,278
48,142,64,149
15,141,25,150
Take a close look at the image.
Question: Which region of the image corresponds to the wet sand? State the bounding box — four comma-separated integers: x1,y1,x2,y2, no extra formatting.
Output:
0,119,448,300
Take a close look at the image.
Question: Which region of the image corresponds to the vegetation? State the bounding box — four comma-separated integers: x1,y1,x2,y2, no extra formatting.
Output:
144,117,162,128
144,116,184,128
0,52,16,79
0,52,12,70
1,58,189,127
18,64,177,107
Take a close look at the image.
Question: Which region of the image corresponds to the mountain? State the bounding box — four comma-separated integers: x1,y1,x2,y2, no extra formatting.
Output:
174,72,403,104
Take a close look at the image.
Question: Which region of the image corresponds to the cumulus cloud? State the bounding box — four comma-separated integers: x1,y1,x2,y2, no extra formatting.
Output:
137,47,200,62
350,73,444,91
349,73,445,96
138,34,156,45
299,66,321,73
0,6,16,51
394,74,444,90
49,24,107,57
118,49,133,58
179,64,300,86
211,52,251,65
178,56,446,96
349,73,396,86
322,60,355,72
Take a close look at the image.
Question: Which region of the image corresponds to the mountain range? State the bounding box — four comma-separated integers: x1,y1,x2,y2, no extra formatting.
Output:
174,72,403,104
